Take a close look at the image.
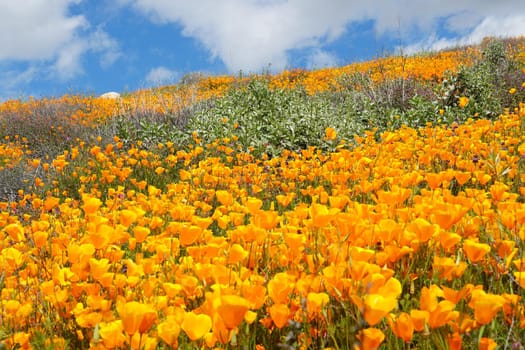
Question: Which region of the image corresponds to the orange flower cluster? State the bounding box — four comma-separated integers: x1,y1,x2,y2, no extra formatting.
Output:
0,40,510,128
0,140,26,171
0,95,120,127
1,99,525,348
102,49,477,119
0,38,524,349
270,50,476,94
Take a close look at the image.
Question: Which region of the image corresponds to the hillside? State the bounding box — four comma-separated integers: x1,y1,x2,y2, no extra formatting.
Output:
0,37,524,349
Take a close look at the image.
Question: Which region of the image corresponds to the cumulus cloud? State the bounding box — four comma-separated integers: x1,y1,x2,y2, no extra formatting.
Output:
0,64,40,101
127,0,366,72
403,15,525,54
307,49,339,69
145,66,179,85
124,0,525,72
0,0,86,61
0,0,120,81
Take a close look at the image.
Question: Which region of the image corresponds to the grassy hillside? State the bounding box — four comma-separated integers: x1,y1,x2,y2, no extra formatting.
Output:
0,37,524,349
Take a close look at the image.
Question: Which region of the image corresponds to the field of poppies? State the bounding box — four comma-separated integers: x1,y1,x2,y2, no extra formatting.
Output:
0,37,525,349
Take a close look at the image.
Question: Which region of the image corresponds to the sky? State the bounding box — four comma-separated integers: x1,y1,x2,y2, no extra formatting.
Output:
1,0,525,101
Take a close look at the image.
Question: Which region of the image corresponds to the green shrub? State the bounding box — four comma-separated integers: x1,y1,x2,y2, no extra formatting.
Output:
437,39,525,119
188,78,364,155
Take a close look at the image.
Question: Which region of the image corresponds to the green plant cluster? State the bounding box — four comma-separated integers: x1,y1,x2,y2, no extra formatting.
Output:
112,39,525,155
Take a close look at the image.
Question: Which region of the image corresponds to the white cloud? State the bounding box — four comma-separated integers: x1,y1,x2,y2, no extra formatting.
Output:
88,28,122,69
0,64,40,101
145,66,179,85
405,14,525,54
307,50,339,69
0,0,86,61
0,0,121,82
128,0,366,72
125,0,525,72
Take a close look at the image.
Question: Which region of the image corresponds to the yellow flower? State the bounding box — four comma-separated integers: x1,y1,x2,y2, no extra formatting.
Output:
118,301,157,336
388,312,414,342
82,196,102,215
181,312,212,340
99,321,127,349
363,294,398,326
216,295,250,329
325,127,337,141
462,239,491,263
157,315,181,347
357,328,385,350
4,223,24,242
268,303,290,329
306,292,330,317
458,96,469,108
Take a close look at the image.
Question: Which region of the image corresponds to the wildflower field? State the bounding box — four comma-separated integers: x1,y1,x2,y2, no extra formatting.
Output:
1,37,525,349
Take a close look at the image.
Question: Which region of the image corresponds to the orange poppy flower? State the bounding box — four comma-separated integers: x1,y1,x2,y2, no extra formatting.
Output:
426,173,444,190
428,301,457,329
375,186,411,206
120,209,137,228
268,303,290,329
192,216,213,230
479,337,497,350
306,292,330,317
242,284,267,310
2,247,25,270
433,256,467,280
513,271,525,289
227,244,248,265
83,196,102,215
438,231,462,252
268,273,294,304
99,320,127,349
376,277,402,298
181,311,212,340
33,230,48,248
309,202,340,228
325,127,337,141
118,301,157,336
276,193,295,208
409,309,429,332
244,197,263,215
406,218,437,243
43,196,60,212
470,292,505,325
157,315,181,347
363,294,398,326
462,239,490,263
388,312,414,342
4,223,24,242
458,96,469,108
433,204,466,230
474,171,492,185
252,210,280,230
89,258,110,281
420,285,442,312
216,190,234,206
454,171,471,186
133,225,150,243
89,224,112,250
490,182,509,202
217,295,250,329
12,332,30,349
447,332,462,350
179,224,203,246
357,327,385,350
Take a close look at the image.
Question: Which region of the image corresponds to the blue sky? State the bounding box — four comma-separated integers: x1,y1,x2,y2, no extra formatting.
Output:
1,0,524,101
